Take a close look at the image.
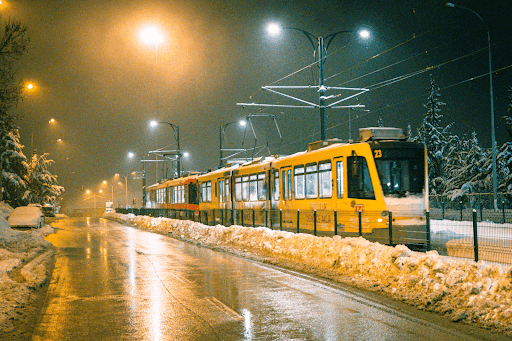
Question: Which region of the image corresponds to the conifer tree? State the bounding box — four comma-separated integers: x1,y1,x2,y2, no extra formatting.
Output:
415,75,452,194
26,153,64,204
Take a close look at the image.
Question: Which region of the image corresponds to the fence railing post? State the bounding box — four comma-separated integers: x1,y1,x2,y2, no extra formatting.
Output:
502,200,506,224
296,209,300,234
266,208,270,229
241,209,244,227
426,210,431,251
334,210,338,236
252,210,256,227
279,209,283,231
313,210,317,236
205,211,208,226
388,211,393,246
358,211,362,237
442,202,445,220
473,209,479,262
460,201,463,221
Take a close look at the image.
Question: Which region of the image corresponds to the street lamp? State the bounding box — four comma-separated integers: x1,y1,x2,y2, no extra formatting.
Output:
219,119,247,167
150,120,181,177
115,173,130,208
266,23,370,141
128,152,147,208
446,3,497,209
102,180,115,203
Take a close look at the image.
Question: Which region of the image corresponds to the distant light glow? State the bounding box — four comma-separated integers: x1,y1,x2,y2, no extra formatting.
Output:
49,118,55,124
27,83,34,90
149,120,158,128
266,23,281,36
57,138,62,142
140,26,164,46
359,29,370,39
128,152,135,158
103,181,107,185
183,152,190,158
239,119,247,127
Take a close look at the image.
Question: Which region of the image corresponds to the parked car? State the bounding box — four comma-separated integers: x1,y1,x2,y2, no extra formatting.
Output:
41,203,56,217
8,206,45,229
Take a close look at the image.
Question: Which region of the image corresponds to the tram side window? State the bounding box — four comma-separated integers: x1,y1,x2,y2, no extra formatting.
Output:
201,181,212,203
347,156,375,200
257,173,266,201
281,170,286,201
249,175,257,201
287,169,292,200
225,179,230,202
306,164,318,199
219,179,225,203
235,177,242,201
336,161,344,198
319,162,332,198
273,171,280,201
294,165,305,199
242,176,249,201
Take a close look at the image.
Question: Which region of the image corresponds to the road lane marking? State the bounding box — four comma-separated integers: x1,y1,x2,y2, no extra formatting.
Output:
206,296,244,321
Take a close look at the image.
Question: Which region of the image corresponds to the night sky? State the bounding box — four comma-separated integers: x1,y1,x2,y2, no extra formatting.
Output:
4,0,512,209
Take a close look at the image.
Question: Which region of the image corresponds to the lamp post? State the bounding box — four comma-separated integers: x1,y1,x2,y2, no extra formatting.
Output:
115,173,129,208
150,120,181,177
128,152,147,208
266,24,370,141
219,119,247,167
446,3,497,209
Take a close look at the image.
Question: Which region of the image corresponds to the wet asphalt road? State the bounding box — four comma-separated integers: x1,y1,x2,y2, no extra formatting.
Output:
30,217,507,340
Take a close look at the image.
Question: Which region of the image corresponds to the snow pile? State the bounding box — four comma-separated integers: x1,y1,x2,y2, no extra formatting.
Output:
0,202,13,219
108,212,512,335
0,214,54,333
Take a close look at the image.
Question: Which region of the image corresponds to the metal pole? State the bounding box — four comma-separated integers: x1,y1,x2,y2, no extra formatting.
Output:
318,37,326,141
472,209,479,262
219,126,223,168
447,3,497,209
426,210,431,251
176,126,181,177
125,176,128,208
334,210,338,236
313,209,317,236
488,30,498,210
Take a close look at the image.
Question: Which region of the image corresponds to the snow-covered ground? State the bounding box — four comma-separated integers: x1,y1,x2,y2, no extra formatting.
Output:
0,202,55,334
105,212,512,336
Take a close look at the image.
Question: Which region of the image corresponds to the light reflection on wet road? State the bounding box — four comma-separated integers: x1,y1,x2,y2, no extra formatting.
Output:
31,218,499,340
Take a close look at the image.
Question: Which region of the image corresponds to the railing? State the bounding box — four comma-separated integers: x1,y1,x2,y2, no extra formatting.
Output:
116,204,512,265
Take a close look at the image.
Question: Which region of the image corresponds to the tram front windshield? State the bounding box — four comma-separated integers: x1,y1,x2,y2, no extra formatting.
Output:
374,148,424,197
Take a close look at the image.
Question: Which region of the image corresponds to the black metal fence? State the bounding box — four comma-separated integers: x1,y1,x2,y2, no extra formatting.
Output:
116,205,512,265
430,193,512,223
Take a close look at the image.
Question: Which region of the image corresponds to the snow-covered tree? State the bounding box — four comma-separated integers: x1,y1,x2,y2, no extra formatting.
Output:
26,153,64,204
414,75,453,194
444,132,488,199
1,121,29,207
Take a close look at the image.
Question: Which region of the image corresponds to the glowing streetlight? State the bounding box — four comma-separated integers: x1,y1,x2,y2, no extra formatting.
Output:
139,26,164,46
27,83,34,90
49,118,55,124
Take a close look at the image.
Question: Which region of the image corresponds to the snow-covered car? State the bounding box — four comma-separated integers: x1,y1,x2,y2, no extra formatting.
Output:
7,206,45,229
41,204,56,217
